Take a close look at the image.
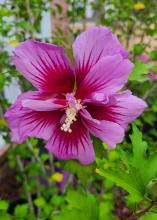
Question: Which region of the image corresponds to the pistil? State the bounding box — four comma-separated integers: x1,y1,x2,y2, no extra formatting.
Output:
61,98,82,133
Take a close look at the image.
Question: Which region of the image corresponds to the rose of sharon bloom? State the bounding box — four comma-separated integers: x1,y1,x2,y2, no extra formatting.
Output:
5,27,147,165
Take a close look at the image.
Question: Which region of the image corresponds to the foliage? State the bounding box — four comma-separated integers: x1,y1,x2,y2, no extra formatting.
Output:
96,125,157,203
129,61,154,82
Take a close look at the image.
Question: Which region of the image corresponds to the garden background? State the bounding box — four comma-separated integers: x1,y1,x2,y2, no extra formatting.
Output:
1,0,157,219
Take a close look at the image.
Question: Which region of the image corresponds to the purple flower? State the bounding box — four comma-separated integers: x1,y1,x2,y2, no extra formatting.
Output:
147,68,157,81
5,27,147,165
139,54,149,63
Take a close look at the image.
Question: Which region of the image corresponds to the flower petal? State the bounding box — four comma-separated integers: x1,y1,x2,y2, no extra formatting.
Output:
85,91,147,129
12,40,75,93
76,54,134,99
81,109,124,148
110,91,147,128
46,119,95,165
5,91,61,143
22,98,66,111
73,26,128,85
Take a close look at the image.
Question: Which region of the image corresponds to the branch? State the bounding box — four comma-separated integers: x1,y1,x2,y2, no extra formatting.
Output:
127,202,154,220
26,140,47,175
143,84,157,100
16,155,35,214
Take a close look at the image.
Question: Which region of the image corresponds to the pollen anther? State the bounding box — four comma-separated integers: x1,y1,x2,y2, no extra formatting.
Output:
61,99,82,133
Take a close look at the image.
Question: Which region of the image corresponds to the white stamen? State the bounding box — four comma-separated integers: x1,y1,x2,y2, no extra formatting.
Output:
61,99,82,133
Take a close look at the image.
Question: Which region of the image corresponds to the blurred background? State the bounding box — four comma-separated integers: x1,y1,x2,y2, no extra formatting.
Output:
1,1,157,220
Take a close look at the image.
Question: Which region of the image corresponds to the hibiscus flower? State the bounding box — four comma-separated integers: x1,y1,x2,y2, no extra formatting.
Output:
5,26,147,165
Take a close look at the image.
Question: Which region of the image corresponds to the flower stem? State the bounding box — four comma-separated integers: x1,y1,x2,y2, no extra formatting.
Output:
143,84,157,100
127,202,154,220
26,140,47,175
16,155,35,214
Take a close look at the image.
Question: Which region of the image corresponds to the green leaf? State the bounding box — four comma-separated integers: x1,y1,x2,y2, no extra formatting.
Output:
129,61,154,82
53,191,99,220
97,168,144,202
34,197,46,208
53,210,87,220
139,213,157,220
93,136,105,159
66,191,99,220
146,179,157,201
99,201,114,220
43,204,53,216
40,153,49,162
133,44,146,56
0,200,9,211
96,124,156,202
50,195,64,206
129,124,148,182
150,49,157,60
129,125,157,185
121,124,157,187
0,212,12,220
0,74,6,91
130,125,147,161
14,204,29,218
64,160,93,187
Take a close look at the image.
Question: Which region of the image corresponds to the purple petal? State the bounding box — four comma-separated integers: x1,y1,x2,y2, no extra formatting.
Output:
83,92,109,106
12,40,75,93
60,172,70,192
73,26,128,85
5,91,62,143
110,91,147,128
46,119,95,165
76,54,134,99
81,109,124,148
22,98,65,111
85,90,147,130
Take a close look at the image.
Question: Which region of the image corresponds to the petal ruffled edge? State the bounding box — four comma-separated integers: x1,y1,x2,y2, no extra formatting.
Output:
73,26,128,85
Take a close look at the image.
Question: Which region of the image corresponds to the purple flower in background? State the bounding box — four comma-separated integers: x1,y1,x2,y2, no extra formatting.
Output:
139,54,149,63
147,68,157,81
138,54,157,81
5,27,147,165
